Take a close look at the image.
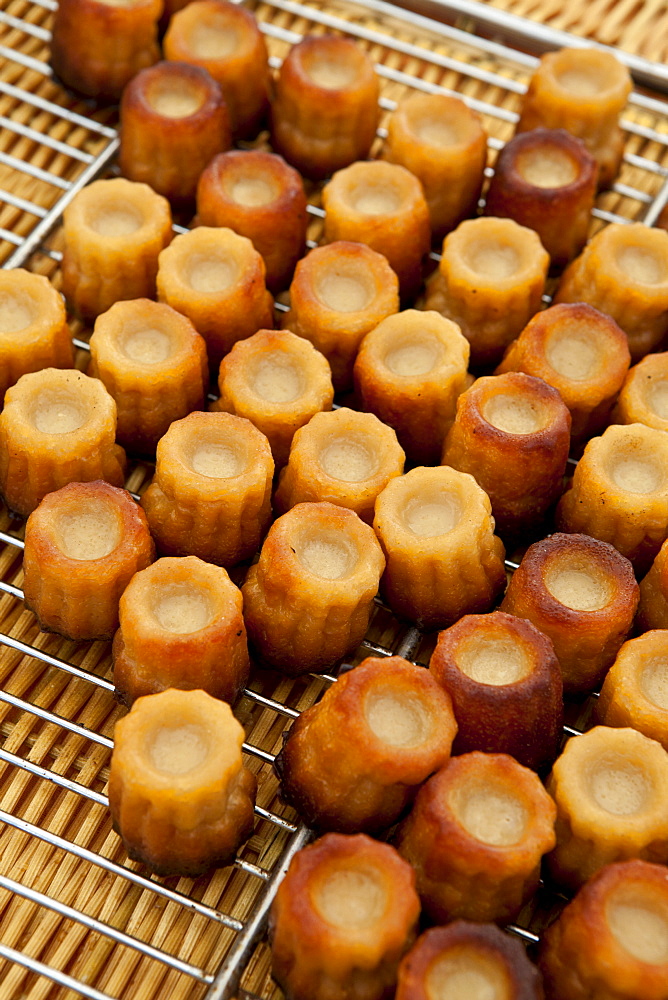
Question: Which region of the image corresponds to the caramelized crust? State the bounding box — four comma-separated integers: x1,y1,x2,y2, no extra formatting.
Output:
637,537,668,632
89,298,208,454
442,372,571,538
597,632,668,751
197,150,307,293
113,555,249,707
373,465,506,631
242,502,385,676
613,351,668,433
547,726,668,890
276,656,457,833
283,241,399,392
269,833,420,1000
23,481,154,642
271,35,380,180
394,752,556,924
119,61,231,203
354,310,470,465
109,688,257,877
500,533,639,694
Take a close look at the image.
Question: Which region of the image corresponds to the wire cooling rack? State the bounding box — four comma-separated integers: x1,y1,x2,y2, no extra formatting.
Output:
2,1,668,998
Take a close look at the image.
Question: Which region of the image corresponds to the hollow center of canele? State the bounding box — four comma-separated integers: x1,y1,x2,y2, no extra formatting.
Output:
544,559,612,612
32,391,86,435
89,202,142,237
556,64,608,97
403,493,462,537
647,380,668,420
414,118,459,147
385,336,442,377
190,441,245,478
306,58,357,90
458,636,531,686
55,502,121,561
152,584,214,634
297,531,354,580
251,354,304,403
315,867,387,928
231,176,276,207
483,393,547,435
320,437,376,482
316,270,373,313
609,454,662,494
516,146,578,188
0,293,33,333
351,184,402,216
365,691,430,747
641,658,668,710
465,240,520,280
588,759,650,816
187,254,237,294
189,21,238,58
453,783,528,847
122,326,172,364
616,245,666,285
148,80,204,119
148,723,209,776
607,892,668,965
426,948,512,1000
546,330,598,380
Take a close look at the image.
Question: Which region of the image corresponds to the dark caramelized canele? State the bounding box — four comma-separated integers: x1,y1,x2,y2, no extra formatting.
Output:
597,631,668,751
269,833,420,1000
119,61,231,203
501,533,639,694
430,611,563,770
613,351,668,433
276,656,457,833
485,128,597,266
442,371,571,539
638,538,668,632
271,35,380,180
197,150,307,293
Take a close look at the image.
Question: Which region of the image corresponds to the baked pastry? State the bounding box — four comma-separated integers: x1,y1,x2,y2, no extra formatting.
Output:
597,632,668,751
269,832,420,1000
23,481,154,642
424,216,549,367
271,35,380,180
517,46,632,188
242,502,385,676
540,859,668,1000
163,0,270,139
276,655,457,833
485,128,598,266
274,407,405,525
109,688,257,877
555,223,668,360
430,610,563,770
373,465,506,630
500,533,639,694
113,555,249,707
442,371,571,539
322,161,431,299
88,298,208,454
394,751,556,924
50,0,160,100
613,351,668,433
0,268,73,402
353,309,470,465
547,725,668,890
119,61,231,204
556,422,668,574
197,150,307,293
156,226,274,369
140,411,274,567
496,302,631,442
213,329,333,468
637,536,668,631
0,368,126,517
283,241,399,392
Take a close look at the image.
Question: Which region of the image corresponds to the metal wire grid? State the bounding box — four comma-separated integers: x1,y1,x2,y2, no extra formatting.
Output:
0,0,667,998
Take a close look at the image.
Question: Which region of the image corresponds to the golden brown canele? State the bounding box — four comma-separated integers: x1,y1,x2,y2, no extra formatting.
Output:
163,0,270,139
517,47,632,189
61,178,172,322
50,0,160,100
556,422,668,574
276,655,458,834
373,465,506,631
0,368,126,518
269,832,420,1000
119,61,231,204
638,537,668,632
213,329,333,467
397,922,544,1000
322,161,431,301
383,93,488,239
546,726,668,891
141,411,273,567
0,268,73,402
613,351,668,433
500,533,639,694
597,632,668,751
555,223,668,360
394,752,556,924
353,310,470,466
156,226,274,370
283,241,399,392
424,216,549,367
442,371,571,539
109,688,257,877
242,502,385,676
540,859,668,1000
88,298,208,455
271,35,380,181
113,556,249,707
23,481,154,642
485,128,598,266
197,150,307,294
497,302,631,442
430,610,563,770
274,407,405,525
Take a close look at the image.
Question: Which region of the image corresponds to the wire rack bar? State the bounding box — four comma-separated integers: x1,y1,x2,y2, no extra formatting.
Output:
0,150,71,190
0,943,117,1000
0,43,51,77
0,10,51,40
0,746,109,806
0,80,117,137
0,188,48,218
0,689,114,749
0,114,95,163
0,631,115,692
